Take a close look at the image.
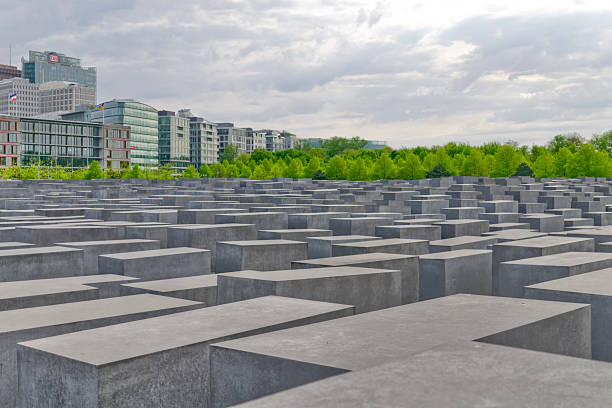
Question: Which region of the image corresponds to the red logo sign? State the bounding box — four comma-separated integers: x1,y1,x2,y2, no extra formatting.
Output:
49,54,59,63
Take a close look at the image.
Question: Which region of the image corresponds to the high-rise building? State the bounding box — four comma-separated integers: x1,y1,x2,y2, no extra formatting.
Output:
87,100,158,167
248,130,266,153
0,115,20,167
0,115,130,170
158,110,190,170
179,109,218,168
0,64,21,80
22,51,96,91
38,81,96,114
216,123,248,160
0,78,39,117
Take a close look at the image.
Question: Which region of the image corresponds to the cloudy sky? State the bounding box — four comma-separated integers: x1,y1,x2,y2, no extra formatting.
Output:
1,0,611,147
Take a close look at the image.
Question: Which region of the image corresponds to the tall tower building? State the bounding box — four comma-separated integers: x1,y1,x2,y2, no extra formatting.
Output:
21,51,96,100
0,77,39,117
158,110,190,170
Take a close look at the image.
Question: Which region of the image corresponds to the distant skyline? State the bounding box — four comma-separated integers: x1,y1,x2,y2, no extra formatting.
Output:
1,0,611,148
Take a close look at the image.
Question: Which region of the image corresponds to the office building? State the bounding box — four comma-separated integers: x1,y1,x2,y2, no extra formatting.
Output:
0,64,21,80
87,99,158,167
0,116,20,166
216,123,248,160
0,115,130,170
280,131,297,150
22,51,96,91
248,130,266,153
178,109,218,168
39,81,96,114
158,110,190,170
0,77,39,117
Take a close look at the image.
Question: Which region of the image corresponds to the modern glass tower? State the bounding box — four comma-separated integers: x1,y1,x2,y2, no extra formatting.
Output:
88,100,158,167
158,110,190,170
22,51,96,91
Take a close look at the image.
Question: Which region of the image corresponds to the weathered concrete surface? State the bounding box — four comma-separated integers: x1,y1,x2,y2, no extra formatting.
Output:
121,274,217,305
209,294,590,407
216,240,307,272
17,297,354,408
231,342,612,408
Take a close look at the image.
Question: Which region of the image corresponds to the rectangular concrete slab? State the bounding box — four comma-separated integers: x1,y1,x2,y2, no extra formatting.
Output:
499,252,612,298
525,267,612,362
216,240,308,272
121,274,218,305
1,294,201,407
292,252,419,304
332,238,429,257
99,247,211,280
305,235,381,259
208,294,590,407
0,246,84,282
230,341,612,408
17,296,354,408
217,266,403,313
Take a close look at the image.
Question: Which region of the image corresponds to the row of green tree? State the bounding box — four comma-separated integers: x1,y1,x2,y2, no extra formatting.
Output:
2,132,612,180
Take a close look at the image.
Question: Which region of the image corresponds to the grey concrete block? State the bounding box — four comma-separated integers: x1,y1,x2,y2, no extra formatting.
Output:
217,266,403,313
435,219,489,238
0,246,85,281
305,235,381,259
121,275,217,305
2,294,201,407
216,240,308,272
498,252,612,298
428,236,498,253
257,229,332,241
56,239,160,275
216,212,289,230
329,217,394,236
292,252,419,304
17,297,354,408
525,267,612,362
419,249,492,300
209,294,590,407
230,342,612,408
288,212,350,229
167,224,256,272
15,225,123,245
374,225,441,241
99,247,211,280
332,238,429,256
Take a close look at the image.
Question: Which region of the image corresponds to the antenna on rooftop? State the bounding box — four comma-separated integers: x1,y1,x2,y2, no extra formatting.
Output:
9,45,11,66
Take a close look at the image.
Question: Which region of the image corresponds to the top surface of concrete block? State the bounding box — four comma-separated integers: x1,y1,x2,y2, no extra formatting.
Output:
493,236,594,249
234,341,612,408
122,274,217,292
526,267,612,296
219,266,400,282
211,294,588,371
503,251,612,267
0,294,199,333
218,239,306,247
294,252,415,266
305,235,379,242
0,246,81,257
419,249,491,260
0,274,137,300
55,239,159,247
333,238,426,248
99,247,209,260
18,296,353,366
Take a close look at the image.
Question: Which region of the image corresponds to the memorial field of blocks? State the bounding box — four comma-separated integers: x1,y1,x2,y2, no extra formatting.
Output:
3,175,612,406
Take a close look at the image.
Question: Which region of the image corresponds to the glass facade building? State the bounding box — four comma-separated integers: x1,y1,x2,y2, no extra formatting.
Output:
158,110,190,170
22,51,96,91
88,100,158,167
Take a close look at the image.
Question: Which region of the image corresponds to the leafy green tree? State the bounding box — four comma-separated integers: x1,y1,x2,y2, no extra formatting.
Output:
125,164,144,179
250,148,274,163
590,131,612,156
512,162,534,177
326,156,347,180
553,147,573,177
268,162,284,178
303,157,321,178
181,165,199,178
285,158,304,178
312,169,327,180
491,145,522,177
568,144,611,177
373,153,397,179
347,158,369,180
533,152,555,178
220,144,239,164
239,164,252,178
397,153,426,180
84,161,104,179
461,150,487,176
252,165,267,179
426,164,450,178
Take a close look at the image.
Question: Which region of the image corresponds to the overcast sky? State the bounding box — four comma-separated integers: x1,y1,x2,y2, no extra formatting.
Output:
1,0,611,147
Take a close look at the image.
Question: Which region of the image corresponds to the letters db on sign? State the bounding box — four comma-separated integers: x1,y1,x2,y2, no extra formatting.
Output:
49,54,59,63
